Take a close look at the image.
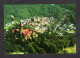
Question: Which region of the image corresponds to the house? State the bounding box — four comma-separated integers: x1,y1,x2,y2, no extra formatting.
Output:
35,23,38,25
35,26,39,30
38,23,41,27
47,20,50,22
33,17,38,22
22,19,32,25
12,19,38,41
37,17,40,21
27,19,31,23
37,29,43,33
45,21,48,25
22,19,28,25
32,22,35,26
42,17,47,20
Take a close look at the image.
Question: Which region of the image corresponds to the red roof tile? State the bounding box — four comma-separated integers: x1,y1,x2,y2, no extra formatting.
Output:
22,29,33,37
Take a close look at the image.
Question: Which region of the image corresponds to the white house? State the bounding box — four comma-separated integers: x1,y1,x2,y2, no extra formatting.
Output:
35,26,39,30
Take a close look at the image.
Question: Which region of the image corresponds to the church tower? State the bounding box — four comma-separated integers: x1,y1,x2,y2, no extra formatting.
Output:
20,19,23,34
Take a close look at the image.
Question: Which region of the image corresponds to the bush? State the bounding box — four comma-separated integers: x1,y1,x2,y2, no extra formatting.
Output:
4,22,76,54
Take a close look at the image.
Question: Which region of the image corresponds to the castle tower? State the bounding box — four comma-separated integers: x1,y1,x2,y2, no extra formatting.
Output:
20,19,23,34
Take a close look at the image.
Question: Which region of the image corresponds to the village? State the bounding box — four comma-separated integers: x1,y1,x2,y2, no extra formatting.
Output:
4,17,55,41
4,16,76,36
22,17,55,33
4,17,55,33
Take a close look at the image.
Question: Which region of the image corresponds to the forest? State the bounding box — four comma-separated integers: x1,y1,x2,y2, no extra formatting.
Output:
4,4,75,24
4,4,76,54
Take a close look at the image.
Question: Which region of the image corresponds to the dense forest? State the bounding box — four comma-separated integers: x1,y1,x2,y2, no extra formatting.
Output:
4,4,75,24
4,4,76,54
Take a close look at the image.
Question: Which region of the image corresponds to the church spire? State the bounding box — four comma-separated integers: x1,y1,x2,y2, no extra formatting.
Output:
20,19,23,34
21,19,23,26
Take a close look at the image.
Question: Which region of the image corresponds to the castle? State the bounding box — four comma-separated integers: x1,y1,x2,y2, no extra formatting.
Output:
12,19,38,41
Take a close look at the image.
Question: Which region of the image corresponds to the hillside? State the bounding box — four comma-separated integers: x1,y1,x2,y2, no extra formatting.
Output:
4,4,76,54
4,4,75,25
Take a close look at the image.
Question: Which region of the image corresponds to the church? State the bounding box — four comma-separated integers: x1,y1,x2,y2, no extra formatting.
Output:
12,19,38,41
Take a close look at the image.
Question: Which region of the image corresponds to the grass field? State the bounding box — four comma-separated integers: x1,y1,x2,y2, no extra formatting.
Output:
63,45,76,53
